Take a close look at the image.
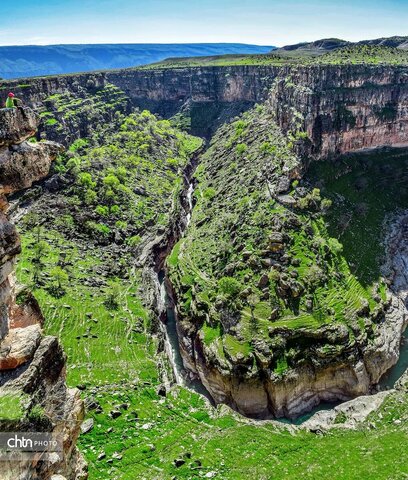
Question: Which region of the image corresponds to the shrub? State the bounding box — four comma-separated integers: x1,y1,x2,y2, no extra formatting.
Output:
103,280,122,310
79,172,96,189
49,266,69,297
203,187,216,200
110,205,120,215
303,265,324,288
218,277,242,298
95,205,109,217
236,143,247,156
69,138,89,152
126,235,142,246
115,220,127,230
84,189,97,205
103,174,120,189
328,237,343,255
66,157,81,173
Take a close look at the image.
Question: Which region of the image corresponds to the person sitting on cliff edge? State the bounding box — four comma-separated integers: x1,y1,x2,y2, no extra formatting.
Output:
5,92,21,108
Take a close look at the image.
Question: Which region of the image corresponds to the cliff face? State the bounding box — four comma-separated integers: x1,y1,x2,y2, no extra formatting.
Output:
0,107,86,479
1,66,279,139
2,63,408,154
268,65,408,158
167,103,408,419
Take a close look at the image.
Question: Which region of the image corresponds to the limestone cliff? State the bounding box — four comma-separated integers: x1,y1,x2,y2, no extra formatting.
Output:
2,63,408,152
0,107,86,479
268,64,408,158
167,104,408,419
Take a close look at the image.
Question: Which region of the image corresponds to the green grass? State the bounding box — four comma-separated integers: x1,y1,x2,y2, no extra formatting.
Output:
0,392,28,421
141,45,408,69
167,105,386,378
307,148,408,285
11,92,408,478
15,232,408,479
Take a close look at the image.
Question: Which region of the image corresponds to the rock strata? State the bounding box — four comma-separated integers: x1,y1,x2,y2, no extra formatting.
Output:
0,107,86,479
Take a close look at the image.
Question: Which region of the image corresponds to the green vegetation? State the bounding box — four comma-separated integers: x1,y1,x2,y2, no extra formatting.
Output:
0,392,28,421
312,45,408,65
167,104,385,375
32,110,202,254
12,78,408,478
40,83,129,141
307,148,408,284
15,235,408,478
141,45,408,69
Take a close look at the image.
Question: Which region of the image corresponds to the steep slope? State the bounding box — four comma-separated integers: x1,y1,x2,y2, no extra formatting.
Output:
12,108,203,478
4,55,408,478
0,107,86,479
3,56,408,145
167,104,407,418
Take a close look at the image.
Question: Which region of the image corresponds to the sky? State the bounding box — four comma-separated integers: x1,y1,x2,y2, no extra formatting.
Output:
0,0,407,47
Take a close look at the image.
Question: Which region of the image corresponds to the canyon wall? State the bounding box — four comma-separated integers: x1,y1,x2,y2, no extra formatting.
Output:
1,66,279,138
0,107,86,479
2,63,408,154
268,64,408,158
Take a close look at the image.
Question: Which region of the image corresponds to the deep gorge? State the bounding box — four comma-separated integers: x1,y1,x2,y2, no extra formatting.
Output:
1,58,408,477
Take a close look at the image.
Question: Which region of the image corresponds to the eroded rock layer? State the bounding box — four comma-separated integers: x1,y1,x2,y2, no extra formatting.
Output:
2,63,408,150
0,107,86,479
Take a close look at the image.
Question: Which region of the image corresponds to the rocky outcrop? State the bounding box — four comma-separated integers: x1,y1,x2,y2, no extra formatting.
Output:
268,64,408,159
302,391,391,430
0,107,39,146
0,140,61,195
1,66,278,139
2,63,408,150
166,104,408,419
171,207,408,420
0,107,86,479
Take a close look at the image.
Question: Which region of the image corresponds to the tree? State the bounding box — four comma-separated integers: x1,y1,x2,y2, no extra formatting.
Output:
103,280,122,310
49,266,69,297
218,277,242,298
31,227,49,287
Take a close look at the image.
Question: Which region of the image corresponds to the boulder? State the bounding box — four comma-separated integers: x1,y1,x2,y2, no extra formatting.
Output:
0,324,42,370
0,141,63,195
0,107,39,146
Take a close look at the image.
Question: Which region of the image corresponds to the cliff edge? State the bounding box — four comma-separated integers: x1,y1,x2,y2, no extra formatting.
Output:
0,107,86,480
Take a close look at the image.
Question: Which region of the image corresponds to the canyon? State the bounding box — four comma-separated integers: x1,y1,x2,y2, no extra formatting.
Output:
0,51,407,477
2,62,408,153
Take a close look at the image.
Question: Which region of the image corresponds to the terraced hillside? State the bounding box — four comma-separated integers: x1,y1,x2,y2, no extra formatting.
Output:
12,103,408,479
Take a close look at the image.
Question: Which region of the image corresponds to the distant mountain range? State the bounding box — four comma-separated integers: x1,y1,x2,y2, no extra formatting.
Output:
0,43,274,79
275,36,408,57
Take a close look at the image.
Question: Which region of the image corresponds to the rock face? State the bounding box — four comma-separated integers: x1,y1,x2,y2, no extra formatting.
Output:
0,107,86,479
2,64,408,151
167,103,408,419
0,107,39,146
268,65,408,158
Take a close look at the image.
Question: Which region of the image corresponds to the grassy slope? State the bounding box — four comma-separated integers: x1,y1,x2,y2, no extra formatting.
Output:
168,105,384,371
16,237,408,479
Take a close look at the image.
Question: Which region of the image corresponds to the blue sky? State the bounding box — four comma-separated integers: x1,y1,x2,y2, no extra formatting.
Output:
1,0,407,46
